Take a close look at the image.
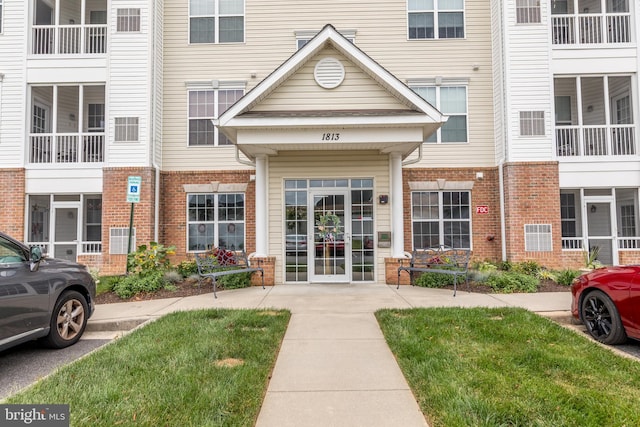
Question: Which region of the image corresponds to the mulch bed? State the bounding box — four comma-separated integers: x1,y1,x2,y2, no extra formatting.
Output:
95,278,570,305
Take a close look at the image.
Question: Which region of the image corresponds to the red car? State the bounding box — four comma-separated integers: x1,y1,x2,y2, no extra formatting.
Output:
571,266,640,345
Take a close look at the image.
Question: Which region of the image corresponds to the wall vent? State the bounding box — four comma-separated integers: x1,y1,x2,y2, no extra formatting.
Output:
314,57,345,89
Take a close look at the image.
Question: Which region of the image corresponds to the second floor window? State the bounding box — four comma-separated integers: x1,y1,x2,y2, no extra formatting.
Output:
188,88,243,146
408,0,464,40
412,85,468,143
117,9,141,32
114,117,139,142
190,0,244,44
516,0,541,24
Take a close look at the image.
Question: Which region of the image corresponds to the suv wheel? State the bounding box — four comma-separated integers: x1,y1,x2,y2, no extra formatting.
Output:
44,290,89,349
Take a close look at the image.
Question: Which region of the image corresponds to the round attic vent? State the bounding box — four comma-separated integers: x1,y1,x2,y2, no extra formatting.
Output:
314,57,345,89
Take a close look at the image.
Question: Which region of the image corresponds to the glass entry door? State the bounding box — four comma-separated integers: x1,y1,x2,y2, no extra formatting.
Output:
310,191,350,282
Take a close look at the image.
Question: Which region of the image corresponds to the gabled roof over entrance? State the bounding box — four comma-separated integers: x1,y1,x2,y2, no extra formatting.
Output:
217,24,447,159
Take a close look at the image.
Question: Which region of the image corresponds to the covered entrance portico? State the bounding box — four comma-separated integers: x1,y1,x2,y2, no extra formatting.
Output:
217,25,446,284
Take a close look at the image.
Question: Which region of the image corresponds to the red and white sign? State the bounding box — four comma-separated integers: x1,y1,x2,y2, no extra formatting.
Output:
476,205,489,214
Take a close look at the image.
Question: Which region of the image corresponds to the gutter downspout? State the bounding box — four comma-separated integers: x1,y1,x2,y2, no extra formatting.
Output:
498,0,508,262
235,145,256,167
401,143,422,166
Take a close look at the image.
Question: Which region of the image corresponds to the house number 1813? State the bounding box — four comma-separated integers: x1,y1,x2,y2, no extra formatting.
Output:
321,133,340,141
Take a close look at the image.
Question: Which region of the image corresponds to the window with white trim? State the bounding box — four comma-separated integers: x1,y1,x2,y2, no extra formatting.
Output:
408,0,464,40
560,193,577,238
412,85,468,143
524,224,552,251
412,191,471,249
114,117,139,142
516,0,541,24
519,111,545,136
110,227,135,254
117,8,141,32
188,88,242,146
187,193,245,251
189,0,244,43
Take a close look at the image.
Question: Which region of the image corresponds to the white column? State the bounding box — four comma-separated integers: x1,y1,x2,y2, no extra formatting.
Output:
255,155,268,256
390,152,405,257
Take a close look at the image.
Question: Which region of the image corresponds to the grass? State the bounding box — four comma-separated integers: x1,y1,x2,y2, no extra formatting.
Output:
376,307,640,427
5,309,290,427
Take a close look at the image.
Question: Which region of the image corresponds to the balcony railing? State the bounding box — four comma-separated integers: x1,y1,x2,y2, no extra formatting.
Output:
552,13,631,45
29,133,105,164
27,242,102,256
32,25,107,55
556,124,636,157
563,237,640,251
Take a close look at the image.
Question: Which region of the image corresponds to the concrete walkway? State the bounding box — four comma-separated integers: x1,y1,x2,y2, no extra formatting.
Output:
88,284,572,427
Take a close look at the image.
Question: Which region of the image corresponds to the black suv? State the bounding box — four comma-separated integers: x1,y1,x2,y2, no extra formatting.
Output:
0,232,96,352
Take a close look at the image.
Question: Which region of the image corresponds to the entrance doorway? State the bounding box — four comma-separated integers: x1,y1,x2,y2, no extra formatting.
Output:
585,199,616,265
310,191,349,282
53,204,80,261
284,179,375,283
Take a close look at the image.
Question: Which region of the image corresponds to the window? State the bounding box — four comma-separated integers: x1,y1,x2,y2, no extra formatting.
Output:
88,104,105,131
187,193,245,251
412,85,468,143
84,196,102,242
190,0,244,44
188,88,242,146
408,0,464,40
114,117,139,142
519,111,545,136
411,191,471,249
560,193,577,237
117,8,141,32
516,0,541,24
524,224,552,251
110,227,135,254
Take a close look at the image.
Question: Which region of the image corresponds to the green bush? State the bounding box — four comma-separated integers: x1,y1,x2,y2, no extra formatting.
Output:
176,259,198,278
512,260,541,276
472,261,498,273
486,271,539,293
556,269,581,286
127,242,176,276
536,268,557,282
113,270,172,299
414,272,456,288
497,260,513,271
215,271,254,290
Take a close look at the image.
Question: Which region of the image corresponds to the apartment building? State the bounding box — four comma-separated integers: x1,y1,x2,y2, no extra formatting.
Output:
0,1,638,284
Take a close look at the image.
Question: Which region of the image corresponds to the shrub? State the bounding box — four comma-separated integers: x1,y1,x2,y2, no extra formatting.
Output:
512,261,541,276
113,270,170,299
486,271,539,293
536,269,557,282
414,272,456,288
556,269,581,287
176,259,198,278
127,242,176,276
469,270,491,284
216,271,254,290
164,270,183,284
497,260,513,271
472,261,498,273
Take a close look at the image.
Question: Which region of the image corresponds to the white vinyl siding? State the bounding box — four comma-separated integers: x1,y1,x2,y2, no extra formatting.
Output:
0,0,3,34
108,2,151,166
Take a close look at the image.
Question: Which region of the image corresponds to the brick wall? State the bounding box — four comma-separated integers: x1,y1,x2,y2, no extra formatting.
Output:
98,167,157,275
159,170,255,262
402,167,502,264
502,161,564,269
0,169,25,238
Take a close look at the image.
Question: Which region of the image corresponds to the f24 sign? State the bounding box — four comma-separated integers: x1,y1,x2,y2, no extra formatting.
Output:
476,205,489,214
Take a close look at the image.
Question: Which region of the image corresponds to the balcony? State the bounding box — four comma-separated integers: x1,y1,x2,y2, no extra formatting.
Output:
552,13,631,45
556,124,635,157
29,133,104,164
32,24,107,55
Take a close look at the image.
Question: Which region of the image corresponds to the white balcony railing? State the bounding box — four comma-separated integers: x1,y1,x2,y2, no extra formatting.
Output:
618,238,640,250
556,125,636,157
562,238,584,250
29,133,105,164
552,13,631,46
32,25,107,55
27,242,102,256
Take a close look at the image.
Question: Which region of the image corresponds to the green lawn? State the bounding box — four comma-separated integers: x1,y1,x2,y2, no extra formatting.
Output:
376,307,640,427
5,309,290,427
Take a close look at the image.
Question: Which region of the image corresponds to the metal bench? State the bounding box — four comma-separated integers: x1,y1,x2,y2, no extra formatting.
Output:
194,248,264,298
397,246,471,296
